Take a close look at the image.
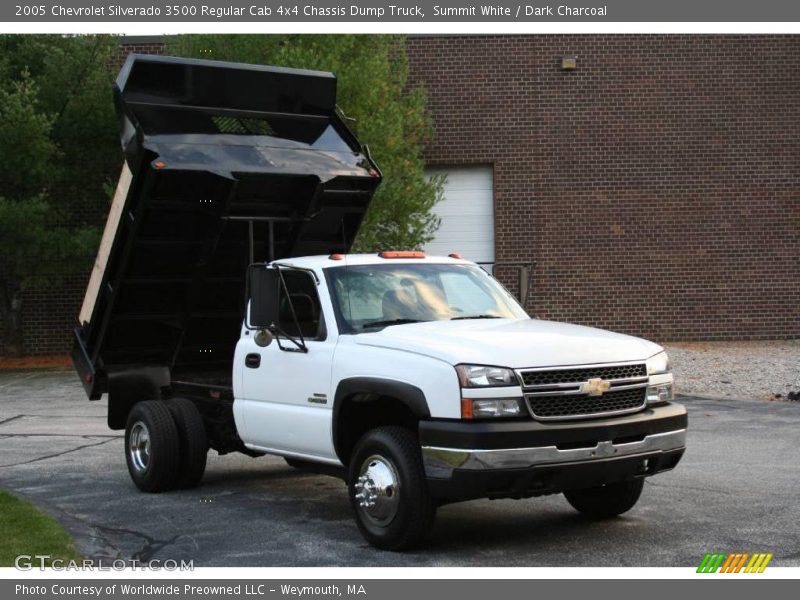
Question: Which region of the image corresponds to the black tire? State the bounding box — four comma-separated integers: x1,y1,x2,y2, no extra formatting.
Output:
124,401,180,493
348,426,436,551
564,478,645,519
167,398,208,489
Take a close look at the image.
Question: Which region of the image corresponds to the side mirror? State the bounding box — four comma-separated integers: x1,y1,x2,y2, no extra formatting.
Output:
247,264,280,330
254,328,274,348
484,261,533,311
517,265,530,307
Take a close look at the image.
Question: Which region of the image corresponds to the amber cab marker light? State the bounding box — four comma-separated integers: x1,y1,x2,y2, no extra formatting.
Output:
378,251,426,259
329,253,344,261
153,160,166,169
460,398,474,420
448,252,462,259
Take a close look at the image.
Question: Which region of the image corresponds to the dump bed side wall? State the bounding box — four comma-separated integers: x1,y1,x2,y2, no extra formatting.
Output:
72,55,381,401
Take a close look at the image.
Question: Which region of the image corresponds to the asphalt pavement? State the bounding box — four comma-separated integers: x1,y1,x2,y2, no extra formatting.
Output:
0,369,798,567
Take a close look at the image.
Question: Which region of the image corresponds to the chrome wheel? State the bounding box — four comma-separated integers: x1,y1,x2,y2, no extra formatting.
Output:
128,421,151,473
354,454,401,527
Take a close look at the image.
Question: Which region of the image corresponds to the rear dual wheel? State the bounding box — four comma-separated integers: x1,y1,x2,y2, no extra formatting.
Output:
124,399,208,492
167,398,209,489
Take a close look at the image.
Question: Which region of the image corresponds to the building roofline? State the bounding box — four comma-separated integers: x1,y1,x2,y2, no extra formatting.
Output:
118,35,166,45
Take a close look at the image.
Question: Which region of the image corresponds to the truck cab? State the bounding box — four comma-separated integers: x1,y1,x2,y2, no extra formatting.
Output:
234,253,686,548
72,54,686,551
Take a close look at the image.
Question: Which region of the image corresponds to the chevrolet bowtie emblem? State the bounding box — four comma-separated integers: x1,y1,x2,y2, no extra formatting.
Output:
581,378,611,396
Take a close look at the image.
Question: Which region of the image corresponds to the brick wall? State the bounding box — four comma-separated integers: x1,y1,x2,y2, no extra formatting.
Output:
2,35,798,356
407,35,799,340
113,38,164,63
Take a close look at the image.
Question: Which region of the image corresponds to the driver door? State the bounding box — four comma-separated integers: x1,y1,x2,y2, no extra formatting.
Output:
234,268,337,461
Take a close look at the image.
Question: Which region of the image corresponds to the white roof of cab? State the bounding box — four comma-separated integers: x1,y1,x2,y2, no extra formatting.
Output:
271,253,474,271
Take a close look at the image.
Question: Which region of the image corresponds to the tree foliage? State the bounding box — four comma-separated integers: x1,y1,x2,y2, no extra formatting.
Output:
0,35,441,355
0,35,119,355
168,35,443,251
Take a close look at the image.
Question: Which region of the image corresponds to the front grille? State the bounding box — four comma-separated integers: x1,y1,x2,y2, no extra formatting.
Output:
526,387,646,420
519,364,646,387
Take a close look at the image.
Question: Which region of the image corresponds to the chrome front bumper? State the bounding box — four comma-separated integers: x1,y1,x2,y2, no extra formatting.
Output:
422,428,686,479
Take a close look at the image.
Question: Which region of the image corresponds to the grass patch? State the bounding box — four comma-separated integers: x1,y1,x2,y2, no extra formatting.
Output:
0,489,81,566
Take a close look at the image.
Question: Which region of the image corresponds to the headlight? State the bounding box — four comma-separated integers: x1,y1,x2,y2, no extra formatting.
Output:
461,397,524,419
646,383,674,405
646,351,670,375
456,364,517,387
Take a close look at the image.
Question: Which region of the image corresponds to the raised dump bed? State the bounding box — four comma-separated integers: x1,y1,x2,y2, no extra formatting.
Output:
73,54,381,401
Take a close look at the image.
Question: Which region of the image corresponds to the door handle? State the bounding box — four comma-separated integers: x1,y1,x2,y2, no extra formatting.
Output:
245,353,261,369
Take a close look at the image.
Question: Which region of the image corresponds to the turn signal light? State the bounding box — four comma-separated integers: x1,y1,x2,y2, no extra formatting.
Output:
378,251,426,259
461,397,524,419
461,398,474,419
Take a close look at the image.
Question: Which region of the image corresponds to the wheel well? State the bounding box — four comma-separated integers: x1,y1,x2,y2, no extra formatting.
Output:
107,367,170,430
335,394,419,466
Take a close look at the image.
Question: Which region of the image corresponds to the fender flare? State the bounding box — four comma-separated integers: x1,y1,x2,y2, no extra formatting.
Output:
332,377,430,461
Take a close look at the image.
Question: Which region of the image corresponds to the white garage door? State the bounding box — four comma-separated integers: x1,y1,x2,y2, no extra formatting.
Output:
424,166,495,264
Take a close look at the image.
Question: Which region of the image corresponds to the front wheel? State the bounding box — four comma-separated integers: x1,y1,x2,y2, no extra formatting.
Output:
563,478,645,518
348,426,436,551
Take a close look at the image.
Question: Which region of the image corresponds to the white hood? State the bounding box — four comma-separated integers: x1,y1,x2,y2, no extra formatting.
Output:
354,318,662,369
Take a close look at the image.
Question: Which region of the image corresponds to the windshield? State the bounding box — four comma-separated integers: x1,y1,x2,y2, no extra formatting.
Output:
325,263,528,333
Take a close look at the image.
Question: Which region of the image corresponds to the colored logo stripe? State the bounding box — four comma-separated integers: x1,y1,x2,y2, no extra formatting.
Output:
697,552,773,573
745,553,773,573
720,553,749,573
697,553,726,573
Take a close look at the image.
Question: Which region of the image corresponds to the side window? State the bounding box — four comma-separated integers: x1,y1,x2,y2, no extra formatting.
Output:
278,270,325,340
334,276,386,323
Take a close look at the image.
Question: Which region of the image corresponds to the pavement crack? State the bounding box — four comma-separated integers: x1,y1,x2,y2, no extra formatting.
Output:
92,524,183,562
0,433,121,438
0,414,107,419
0,437,118,468
0,415,24,427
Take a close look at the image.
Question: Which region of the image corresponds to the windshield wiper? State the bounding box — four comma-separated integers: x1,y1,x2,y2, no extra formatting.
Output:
451,314,502,320
363,318,428,329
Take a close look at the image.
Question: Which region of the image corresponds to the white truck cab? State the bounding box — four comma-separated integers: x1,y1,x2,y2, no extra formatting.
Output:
232,252,685,548
73,55,686,551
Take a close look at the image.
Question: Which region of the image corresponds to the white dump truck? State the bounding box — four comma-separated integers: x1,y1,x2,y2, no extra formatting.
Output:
73,55,687,550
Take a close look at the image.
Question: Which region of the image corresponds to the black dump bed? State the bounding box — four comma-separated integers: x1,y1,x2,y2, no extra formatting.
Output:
73,55,381,399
